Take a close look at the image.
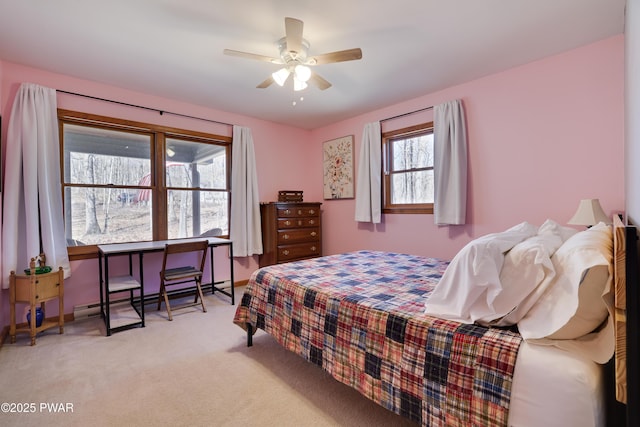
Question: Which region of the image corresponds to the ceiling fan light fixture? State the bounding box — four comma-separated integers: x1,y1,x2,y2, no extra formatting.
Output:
224,17,362,93
293,78,308,91
294,64,311,82
272,67,290,86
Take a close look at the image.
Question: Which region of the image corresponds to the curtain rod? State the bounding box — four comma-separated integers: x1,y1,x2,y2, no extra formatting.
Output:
56,89,234,128
380,105,433,123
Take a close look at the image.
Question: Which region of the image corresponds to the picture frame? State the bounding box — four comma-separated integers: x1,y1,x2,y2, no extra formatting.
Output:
323,135,354,199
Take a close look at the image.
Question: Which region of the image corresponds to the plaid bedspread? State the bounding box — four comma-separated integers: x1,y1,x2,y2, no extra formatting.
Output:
233,251,523,426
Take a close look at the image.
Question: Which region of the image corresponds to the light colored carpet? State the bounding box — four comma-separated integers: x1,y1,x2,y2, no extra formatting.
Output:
0,289,416,427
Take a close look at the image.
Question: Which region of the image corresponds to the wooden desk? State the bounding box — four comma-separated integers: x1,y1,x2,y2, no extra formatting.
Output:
98,237,234,336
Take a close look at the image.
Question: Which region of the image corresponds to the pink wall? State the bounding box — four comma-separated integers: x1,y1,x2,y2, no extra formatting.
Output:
627,1,640,225
313,35,624,260
0,35,625,327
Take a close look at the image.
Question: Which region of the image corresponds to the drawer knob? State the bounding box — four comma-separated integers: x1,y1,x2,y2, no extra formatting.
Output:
282,250,289,255
309,220,315,225
297,220,302,226
310,246,317,251
309,209,315,214
310,231,317,237
283,234,289,240
297,209,302,215
284,209,291,214
285,220,291,226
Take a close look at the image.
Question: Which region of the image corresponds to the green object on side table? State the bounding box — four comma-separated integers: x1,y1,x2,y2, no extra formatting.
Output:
24,266,53,275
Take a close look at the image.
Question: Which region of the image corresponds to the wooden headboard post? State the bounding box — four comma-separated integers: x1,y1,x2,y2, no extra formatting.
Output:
624,220,639,426
612,215,640,426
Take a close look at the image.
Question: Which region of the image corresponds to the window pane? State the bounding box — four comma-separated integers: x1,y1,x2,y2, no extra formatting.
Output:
65,187,153,245
391,170,434,204
166,138,226,189
63,124,151,186
167,190,229,239
391,134,434,171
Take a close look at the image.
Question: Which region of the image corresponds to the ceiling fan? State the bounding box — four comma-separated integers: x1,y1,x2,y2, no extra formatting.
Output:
223,17,362,91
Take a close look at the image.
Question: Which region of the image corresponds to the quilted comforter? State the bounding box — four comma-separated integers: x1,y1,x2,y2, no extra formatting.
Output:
233,251,523,426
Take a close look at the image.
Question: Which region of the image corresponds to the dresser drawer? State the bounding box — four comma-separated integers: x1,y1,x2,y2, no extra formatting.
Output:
278,217,320,229
14,274,62,301
277,206,320,218
277,242,321,262
277,228,320,244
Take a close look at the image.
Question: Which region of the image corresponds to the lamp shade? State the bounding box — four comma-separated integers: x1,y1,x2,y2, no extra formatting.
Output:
294,64,311,82
293,78,308,91
567,199,610,226
272,68,291,86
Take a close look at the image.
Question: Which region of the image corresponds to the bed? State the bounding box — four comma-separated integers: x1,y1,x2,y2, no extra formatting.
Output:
234,217,637,426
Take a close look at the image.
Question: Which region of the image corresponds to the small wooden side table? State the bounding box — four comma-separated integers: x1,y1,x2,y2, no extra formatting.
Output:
9,256,64,346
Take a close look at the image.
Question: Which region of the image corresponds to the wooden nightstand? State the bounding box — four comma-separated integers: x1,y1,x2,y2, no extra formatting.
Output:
9,255,64,346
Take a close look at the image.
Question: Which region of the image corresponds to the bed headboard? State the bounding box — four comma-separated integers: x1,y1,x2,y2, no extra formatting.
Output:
613,214,628,404
613,214,639,423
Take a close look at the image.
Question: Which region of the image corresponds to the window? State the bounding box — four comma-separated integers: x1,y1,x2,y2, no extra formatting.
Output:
164,136,228,240
59,110,231,257
382,122,434,214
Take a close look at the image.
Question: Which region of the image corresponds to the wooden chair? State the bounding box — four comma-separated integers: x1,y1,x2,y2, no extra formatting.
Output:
9,253,64,345
157,240,209,321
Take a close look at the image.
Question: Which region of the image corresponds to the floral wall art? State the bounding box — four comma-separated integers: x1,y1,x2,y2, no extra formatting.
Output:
323,135,354,199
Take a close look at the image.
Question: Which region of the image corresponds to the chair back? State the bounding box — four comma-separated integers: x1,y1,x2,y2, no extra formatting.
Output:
161,240,209,274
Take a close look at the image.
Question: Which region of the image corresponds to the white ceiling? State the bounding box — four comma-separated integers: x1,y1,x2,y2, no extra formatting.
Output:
0,0,626,130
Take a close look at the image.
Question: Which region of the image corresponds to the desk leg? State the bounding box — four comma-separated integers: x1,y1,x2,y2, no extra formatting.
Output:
139,252,145,327
210,246,215,297
98,251,104,320
229,243,235,305
104,255,111,336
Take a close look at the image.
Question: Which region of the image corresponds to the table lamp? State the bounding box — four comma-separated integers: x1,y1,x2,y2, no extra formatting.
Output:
567,198,610,226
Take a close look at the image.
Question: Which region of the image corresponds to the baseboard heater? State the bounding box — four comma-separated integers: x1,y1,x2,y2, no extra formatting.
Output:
73,301,103,320
73,282,225,320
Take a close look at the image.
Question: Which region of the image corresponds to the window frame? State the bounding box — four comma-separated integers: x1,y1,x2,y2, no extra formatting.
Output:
382,122,434,214
58,109,232,260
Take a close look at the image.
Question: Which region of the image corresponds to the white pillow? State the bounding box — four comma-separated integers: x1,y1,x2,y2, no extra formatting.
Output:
489,219,574,326
425,222,537,323
547,265,609,339
518,222,612,340
486,232,561,326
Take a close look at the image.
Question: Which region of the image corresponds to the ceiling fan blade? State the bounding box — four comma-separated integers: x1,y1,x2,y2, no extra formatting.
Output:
307,48,363,65
309,73,332,91
223,49,282,64
256,76,275,89
285,17,304,55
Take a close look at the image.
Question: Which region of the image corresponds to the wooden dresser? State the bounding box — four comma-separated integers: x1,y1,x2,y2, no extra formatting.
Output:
259,202,322,267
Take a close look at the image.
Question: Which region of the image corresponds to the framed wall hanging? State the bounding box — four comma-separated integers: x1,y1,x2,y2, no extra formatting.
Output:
323,135,354,199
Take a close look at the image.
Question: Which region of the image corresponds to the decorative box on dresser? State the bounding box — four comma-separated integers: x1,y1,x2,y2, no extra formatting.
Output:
259,202,322,267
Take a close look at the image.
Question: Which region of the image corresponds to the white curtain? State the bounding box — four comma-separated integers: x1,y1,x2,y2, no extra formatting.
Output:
230,125,262,257
2,83,71,288
434,99,468,225
354,121,382,223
